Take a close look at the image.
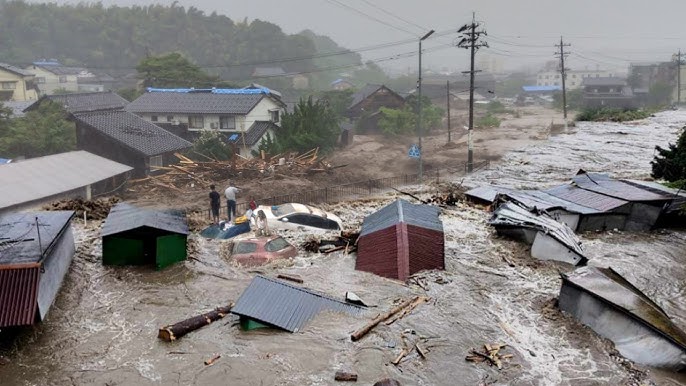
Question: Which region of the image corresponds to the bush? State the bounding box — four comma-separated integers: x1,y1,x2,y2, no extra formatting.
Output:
575,108,654,122
476,114,501,128
192,130,233,160
486,100,516,115
652,128,686,182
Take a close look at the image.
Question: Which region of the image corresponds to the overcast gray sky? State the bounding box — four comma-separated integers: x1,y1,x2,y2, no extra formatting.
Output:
45,0,686,74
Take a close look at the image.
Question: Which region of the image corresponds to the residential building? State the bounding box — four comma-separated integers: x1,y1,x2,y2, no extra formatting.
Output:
24,60,94,95
582,77,635,109
477,54,505,74
346,84,406,132
126,88,286,158
536,69,613,90
73,110,192,177
0,63,38,102
331,78,354,91
25,91,129,114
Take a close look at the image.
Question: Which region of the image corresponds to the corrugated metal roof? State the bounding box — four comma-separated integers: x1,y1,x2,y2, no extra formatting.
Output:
0,211,74,264
573,173,671,202
360,199,443,237
0,265,41,328
562,266,686,350
545,184,629,212
101,203,189,237
73,110,192,157
623,180,686,213
126,91,265,114
0,151,132,211
231,275,364,332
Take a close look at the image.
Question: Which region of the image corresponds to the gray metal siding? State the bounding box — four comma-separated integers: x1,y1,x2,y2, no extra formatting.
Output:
360,199,442,237
37,226,75,320
231,275,364,332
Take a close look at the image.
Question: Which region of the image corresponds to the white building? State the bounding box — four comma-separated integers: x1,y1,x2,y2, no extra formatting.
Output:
536,69,615,90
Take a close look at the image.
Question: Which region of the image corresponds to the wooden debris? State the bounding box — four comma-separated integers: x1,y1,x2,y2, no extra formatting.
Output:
465,343,511,370
392,348,410,365
334,371,358,382
384,296,429,325
277,273,303,284
351,296,430,341
204,354,221,366
301,232,360,254
158,304,233,342
415,343,428,359
44,196,120,220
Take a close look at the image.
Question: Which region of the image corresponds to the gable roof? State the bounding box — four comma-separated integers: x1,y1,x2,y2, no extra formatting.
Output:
360,199,443,237
349,84,385,109
0,151,132,211
545,184,629,212
101,203,189,237
0,211,75,265
0,62,33,77
227,121,277,147
31,64,89,76
230,275,364,332
25,91,129,114
73,110,192,157
572,172,671,202
126,91,267,115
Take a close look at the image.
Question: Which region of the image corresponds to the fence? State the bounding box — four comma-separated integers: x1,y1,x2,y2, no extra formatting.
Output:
205,159,489,219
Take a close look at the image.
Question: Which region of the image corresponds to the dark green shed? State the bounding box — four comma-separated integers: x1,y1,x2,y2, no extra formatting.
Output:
101,203,189,270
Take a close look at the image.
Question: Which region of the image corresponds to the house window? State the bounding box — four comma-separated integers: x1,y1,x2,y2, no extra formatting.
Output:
167,115,174,122
1,82,16,90
219,115,235,130
36,77,46,84
270,110,280,123
58,76,67,83
189,115,204,129
149,155,163,168
151,115,158,122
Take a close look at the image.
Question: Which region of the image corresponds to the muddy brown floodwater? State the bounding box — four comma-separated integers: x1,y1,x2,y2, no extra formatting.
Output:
1,110,685,386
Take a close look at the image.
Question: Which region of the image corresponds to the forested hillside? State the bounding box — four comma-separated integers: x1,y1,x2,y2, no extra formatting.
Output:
0,1,363,85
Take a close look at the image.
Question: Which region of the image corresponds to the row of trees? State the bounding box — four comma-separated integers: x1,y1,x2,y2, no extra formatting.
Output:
0,101,75,158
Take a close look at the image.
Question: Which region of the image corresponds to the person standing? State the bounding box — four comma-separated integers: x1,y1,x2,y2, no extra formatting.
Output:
224,182,240,222
209,185,221,224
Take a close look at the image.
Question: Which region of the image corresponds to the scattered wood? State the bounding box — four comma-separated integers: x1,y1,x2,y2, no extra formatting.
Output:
392,348,410,365
277,273,303,284
465,343,511,370
384,296,429,325
415,343,428,359
323,245,346,254
392,188,429,204
301,232,360,254
43,196,121,220
204,355,221,366
334,371,358,382
158,304,234,342
351,296,429,341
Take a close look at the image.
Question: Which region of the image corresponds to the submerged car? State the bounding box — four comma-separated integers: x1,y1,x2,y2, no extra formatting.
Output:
254,203,343,232
229,235,297,266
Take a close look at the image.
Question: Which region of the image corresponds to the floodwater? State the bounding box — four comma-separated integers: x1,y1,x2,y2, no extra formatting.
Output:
1,111,685,385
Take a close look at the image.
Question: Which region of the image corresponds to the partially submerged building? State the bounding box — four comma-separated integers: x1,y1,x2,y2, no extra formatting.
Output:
0,151,133,215
356,199,444,281
559,266,686,371
489,201,588,266
230,275,364,332
0,211,75,328
101,203,189,270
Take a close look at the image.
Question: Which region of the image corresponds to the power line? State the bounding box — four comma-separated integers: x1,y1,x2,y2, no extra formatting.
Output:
357,0,427,33
323,0,417,36
554,36,571,120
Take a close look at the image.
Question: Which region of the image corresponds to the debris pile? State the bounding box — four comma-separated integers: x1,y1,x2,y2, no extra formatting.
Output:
301,231,360,254
127,149,345,193
43,196,121,220
465,343,513,369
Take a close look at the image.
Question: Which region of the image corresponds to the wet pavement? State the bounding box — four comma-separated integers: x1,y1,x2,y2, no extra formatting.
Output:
1,111,685,385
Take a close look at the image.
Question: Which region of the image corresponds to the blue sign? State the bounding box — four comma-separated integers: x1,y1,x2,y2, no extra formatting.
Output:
408,144,420,159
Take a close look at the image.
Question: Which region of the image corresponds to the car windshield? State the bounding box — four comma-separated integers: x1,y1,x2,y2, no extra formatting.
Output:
233,242,257,254
271,204,296,217
265,237,291,252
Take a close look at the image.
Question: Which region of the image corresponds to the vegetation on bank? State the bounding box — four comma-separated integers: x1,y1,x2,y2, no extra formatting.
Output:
652,127,686,183
575,107,656,122
476,114,501,128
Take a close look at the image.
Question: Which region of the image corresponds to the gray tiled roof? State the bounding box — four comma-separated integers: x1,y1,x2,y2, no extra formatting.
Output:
2,100,33,117
349,84,384,109
36,65,89,76
27,91,129,114
0,63,33,77
360,199,443,237
0,211,75,264
231,275,365,333
227,121,277,147
101,203,189,237
73,110,192,157
582,77,627,87
126,92,265,114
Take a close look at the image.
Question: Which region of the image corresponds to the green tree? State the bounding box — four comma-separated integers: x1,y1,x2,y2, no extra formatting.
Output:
0,100,75,158
318,89,354,119
406,94,444,132
137,52,220,88
651,127,686,182
276,97,340,153
377,106,415,135
251,132,279,158
192,130,233,160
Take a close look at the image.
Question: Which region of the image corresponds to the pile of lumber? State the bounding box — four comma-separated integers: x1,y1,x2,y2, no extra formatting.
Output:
465,343,513,369
301,231,360,254
127,149,342,193
44,197,120,220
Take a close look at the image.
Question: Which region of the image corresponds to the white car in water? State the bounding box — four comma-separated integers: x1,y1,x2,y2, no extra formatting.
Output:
253,203,343,232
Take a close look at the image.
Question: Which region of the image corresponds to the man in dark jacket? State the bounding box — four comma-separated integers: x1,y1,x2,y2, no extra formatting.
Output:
209,184,221,223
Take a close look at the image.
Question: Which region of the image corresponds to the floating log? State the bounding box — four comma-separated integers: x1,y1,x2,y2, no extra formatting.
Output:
351,296,424,341
158,304,234,342
392,348,410,365
277,273,303,284
334,371,358,381
204,355,221,366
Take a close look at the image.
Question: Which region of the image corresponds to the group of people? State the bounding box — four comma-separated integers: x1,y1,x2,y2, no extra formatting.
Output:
209,183,269,236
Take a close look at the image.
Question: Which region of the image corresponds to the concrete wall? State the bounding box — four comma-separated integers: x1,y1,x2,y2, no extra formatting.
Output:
537,70,613,90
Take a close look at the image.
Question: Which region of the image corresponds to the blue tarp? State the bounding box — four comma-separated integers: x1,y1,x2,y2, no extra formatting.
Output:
200,221,251,239
146,87,271,95
522,85,561,92
0,158,11,165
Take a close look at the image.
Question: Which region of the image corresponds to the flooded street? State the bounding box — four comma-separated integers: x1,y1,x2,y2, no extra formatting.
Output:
1,110,685,385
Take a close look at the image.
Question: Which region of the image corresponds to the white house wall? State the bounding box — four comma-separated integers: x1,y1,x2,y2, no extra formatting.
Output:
25,66,79,95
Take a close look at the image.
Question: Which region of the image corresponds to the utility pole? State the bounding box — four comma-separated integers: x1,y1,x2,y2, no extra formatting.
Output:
554,37,571,122
447,80,451,142
417,29,435,183
458,13,488,173
676,50,685,104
